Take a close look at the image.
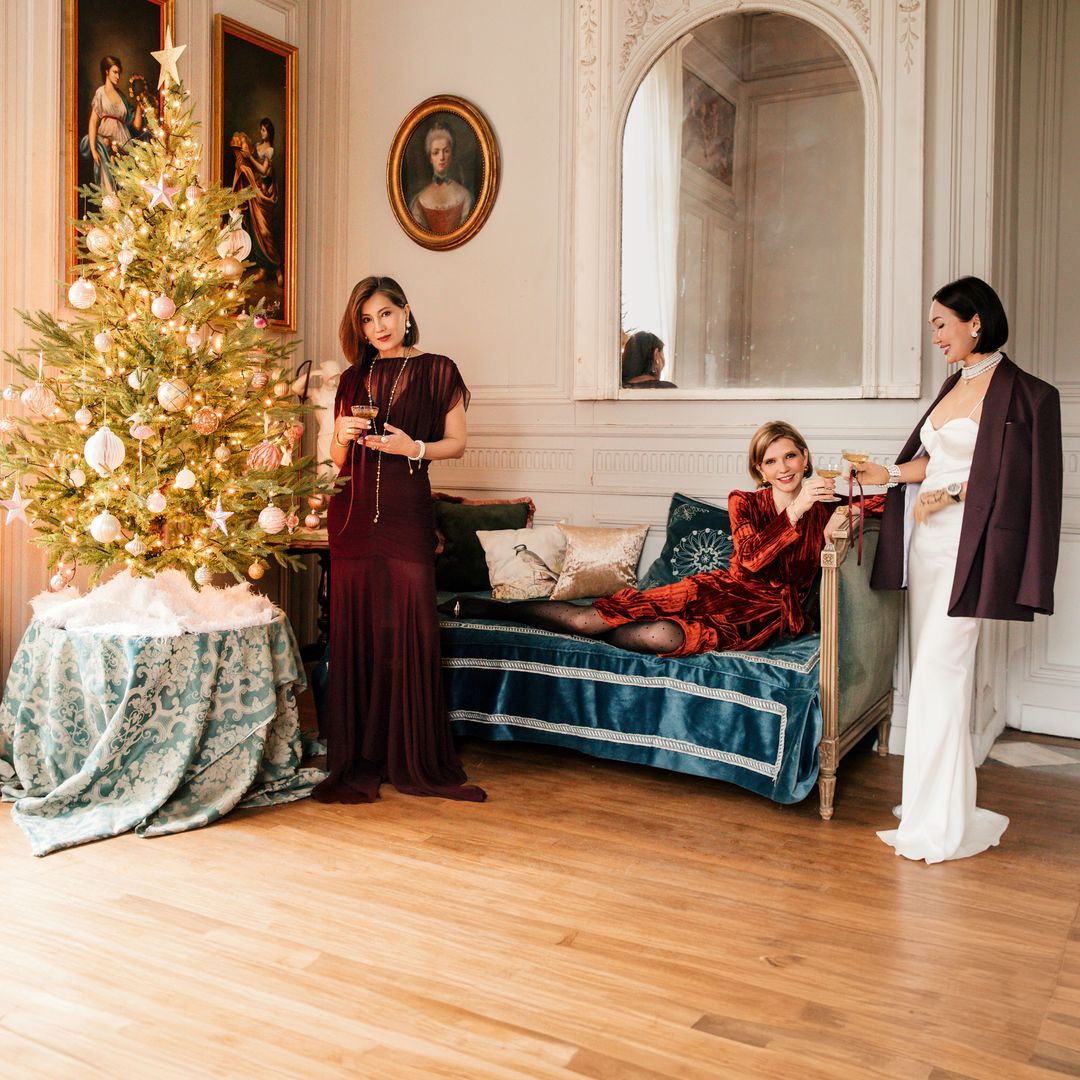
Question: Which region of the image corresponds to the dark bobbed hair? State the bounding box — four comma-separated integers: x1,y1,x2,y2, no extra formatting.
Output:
100,54,123,82
339,276,419,366
747,420,813,487
621,331,664,383
931,275,1009,354
259,117,275,145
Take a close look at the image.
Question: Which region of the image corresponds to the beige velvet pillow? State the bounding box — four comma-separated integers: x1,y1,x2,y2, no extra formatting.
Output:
476,525,567,600
549,523,649,601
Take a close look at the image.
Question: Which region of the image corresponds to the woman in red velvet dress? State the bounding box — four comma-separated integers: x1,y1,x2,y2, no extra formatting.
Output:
314,276,485,803
450,421,852,655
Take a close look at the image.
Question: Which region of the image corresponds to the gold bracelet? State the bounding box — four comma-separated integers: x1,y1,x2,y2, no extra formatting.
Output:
333,433,350,448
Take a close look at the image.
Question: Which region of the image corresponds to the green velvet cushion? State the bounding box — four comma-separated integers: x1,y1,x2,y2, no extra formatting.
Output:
434,500,534,591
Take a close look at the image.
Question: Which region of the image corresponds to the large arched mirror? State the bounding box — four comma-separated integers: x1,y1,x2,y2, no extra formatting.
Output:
620,11,865,393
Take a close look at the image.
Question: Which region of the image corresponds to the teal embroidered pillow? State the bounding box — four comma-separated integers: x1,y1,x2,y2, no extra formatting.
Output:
637,492,733,589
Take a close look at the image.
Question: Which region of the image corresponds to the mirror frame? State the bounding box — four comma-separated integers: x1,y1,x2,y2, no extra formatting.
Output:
570,0,926,401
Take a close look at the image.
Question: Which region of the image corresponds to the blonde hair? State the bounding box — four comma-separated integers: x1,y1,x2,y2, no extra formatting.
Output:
747,420,813,487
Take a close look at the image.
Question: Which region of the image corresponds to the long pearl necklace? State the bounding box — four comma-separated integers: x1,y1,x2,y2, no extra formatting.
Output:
364,348,412,523
960,350,1003,380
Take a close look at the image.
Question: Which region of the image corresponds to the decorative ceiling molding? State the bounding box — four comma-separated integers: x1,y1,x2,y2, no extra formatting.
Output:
619,0,690,73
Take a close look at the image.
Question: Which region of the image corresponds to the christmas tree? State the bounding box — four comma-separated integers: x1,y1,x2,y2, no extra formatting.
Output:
0,34,331,590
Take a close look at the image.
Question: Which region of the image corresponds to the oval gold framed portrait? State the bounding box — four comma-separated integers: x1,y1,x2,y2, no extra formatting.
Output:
387,95,500,251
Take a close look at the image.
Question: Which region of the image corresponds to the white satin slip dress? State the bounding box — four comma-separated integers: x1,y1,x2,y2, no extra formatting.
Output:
877,405,1009,863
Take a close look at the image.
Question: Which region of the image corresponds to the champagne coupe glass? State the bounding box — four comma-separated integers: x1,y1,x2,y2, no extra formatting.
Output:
816,458,842,502
351,404,379,446
842,449,870,484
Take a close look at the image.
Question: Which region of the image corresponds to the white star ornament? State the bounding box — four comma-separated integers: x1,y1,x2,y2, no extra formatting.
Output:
2,484,32,526
205,496,234,536
151,27,187,89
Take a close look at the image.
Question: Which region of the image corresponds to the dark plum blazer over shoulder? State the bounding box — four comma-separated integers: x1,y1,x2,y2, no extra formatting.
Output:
870,355,1062,621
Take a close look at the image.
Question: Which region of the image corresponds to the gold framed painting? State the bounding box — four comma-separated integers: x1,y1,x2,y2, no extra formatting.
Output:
387,95,500,252
211,16,298,331
63,0,174,279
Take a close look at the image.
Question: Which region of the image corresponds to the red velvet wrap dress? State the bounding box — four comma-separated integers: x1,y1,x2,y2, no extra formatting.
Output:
594,487,867,657
314,354,485,803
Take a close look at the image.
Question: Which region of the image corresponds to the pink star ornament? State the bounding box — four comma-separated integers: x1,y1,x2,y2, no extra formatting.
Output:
205,495,234,537
142,171,181,211
2,484,32,526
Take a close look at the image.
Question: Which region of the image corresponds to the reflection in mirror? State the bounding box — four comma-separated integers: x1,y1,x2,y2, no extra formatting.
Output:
621,329,677,388
620,12,864,391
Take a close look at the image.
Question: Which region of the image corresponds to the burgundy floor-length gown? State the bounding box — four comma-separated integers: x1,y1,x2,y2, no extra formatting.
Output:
314,353,485,803
595,487,869,656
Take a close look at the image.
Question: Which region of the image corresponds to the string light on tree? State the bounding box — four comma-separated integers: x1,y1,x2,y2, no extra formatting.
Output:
0,31,332,587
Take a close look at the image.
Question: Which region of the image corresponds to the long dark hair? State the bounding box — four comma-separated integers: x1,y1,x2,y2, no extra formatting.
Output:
259,117,275,145
339,275,420,366
932,276,1009,353
621,331,664,383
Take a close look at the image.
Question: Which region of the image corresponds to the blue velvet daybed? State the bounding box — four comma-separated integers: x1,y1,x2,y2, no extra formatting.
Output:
440,519,900,818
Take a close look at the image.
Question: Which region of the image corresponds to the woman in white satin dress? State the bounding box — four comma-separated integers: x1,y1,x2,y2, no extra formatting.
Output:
851,276,1062,864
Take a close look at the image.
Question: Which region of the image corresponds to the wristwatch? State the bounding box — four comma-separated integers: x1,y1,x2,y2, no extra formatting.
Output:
945,481,962,502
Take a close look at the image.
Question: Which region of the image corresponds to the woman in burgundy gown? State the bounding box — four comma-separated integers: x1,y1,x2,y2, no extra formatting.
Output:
450,421,860,656
314,276,485,803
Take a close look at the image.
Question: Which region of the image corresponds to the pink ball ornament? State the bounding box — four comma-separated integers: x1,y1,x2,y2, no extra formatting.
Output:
2,384,17,401
118,245,135,268
194,566,213,587
245,440,283,472
191,406,220,435
49,572,68,592
257,504,287,535
253,315,268,329
68,278,97,310
93,330,112,353
209,331,225,354
213,443,232,463
249,370,270,390
129,422,155,441
184,184,203,203
68,467,87,487
21,382,57,415
124,535,147,556
146,489,167,514
218,256,243,281
151,294,177,320
101,194,121,212
304,513,321,529
74,406,93,429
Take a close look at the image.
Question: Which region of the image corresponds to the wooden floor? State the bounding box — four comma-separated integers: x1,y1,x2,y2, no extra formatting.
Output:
2,733,1079,1080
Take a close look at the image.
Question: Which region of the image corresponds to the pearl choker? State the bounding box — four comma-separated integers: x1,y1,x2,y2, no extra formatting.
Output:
959,350,1003,380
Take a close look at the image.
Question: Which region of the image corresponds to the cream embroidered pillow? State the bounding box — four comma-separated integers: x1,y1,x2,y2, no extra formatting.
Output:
476,526,567,600
549,523,649,601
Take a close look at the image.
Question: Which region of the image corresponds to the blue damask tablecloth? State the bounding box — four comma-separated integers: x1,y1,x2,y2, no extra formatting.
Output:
0,613,325,856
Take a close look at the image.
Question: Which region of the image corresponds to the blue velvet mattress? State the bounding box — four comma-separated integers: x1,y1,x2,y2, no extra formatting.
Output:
438,613,823,803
